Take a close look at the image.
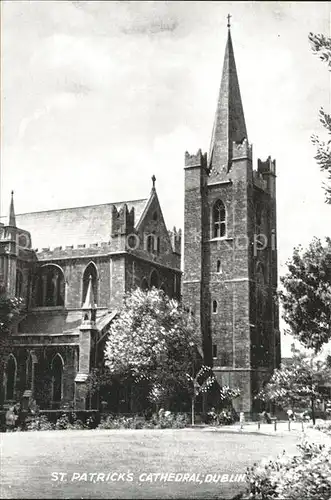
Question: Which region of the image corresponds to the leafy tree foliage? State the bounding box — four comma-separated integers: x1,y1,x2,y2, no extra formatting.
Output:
280,237,331,352
257,346,331,425
309,32,331,203
104,288,202,409
0,290,24,390
0,293,24,355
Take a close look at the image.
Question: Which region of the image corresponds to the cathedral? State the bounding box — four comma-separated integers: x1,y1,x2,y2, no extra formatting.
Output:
0,22,280,415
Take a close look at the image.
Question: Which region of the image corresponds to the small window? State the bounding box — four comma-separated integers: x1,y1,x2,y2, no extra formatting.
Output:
212,300,218,314
157,237,160,254
153,211,158,221
212,345,217,358
147,234,158,253
216,260,221,273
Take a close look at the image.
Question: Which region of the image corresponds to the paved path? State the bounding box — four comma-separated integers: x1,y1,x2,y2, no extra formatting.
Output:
196,420,331,445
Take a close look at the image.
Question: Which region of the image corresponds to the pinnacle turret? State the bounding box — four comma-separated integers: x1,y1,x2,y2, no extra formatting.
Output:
9,191,16,227
82,276,96,310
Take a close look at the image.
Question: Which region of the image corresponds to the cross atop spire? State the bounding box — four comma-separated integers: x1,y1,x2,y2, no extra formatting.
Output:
227,13,231,29
151,174,156,190
9,191,16,227
208,24,248,176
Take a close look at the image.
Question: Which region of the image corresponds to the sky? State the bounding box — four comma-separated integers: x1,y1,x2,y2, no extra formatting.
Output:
1,1,330,356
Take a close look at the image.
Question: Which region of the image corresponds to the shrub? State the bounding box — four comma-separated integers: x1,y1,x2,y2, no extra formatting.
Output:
54,413,86,430
98,415,150,429
244,440,331,500
55,413,71,430
313,421,331,437
206,408,237,426
97,411,189,430
26,414,54,432
151,410,189,429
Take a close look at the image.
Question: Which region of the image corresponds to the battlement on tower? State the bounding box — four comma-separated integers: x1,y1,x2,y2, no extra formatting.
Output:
168,227,182,255
257,156,276,175
232,139,252,161
253,156,276,196
184,149,208,168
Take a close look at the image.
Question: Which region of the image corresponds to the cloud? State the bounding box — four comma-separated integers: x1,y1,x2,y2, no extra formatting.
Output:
121,18,179,35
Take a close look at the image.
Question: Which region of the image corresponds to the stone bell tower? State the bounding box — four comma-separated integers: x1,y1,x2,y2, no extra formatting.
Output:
182,18,280,415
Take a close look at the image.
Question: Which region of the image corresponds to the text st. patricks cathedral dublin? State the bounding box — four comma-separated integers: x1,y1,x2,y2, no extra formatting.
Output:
0,22,280,416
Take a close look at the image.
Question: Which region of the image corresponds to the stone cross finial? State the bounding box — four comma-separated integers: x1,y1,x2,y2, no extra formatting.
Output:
152,174,156,189
227,13,231,29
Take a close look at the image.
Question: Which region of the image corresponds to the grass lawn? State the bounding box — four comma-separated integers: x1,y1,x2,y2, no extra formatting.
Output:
0,428,299,499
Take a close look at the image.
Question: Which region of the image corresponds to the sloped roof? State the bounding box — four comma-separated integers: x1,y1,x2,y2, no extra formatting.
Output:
8,199,147,249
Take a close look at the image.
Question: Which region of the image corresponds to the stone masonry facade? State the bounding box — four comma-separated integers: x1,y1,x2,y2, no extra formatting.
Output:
1,23,280,415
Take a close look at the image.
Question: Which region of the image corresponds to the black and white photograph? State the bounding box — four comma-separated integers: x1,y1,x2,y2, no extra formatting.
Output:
0,1,330,499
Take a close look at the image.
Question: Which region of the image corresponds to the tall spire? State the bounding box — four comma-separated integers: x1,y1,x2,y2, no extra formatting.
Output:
9,191,16,227
209,18,248,174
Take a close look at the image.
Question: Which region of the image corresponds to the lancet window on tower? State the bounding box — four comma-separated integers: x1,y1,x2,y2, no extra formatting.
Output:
212,200,226,238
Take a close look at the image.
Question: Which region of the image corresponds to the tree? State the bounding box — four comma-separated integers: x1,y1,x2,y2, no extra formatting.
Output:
186,365,216,425
257,346,331,425
103,287,202,411
0,289,24,394
280,237,331,353
0,293,24,357
309,32,331,203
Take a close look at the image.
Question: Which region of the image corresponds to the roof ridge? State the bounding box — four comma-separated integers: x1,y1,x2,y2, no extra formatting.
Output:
4,198,148,217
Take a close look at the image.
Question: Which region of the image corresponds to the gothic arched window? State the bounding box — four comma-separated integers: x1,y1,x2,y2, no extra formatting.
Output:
5,355,16,400
51,354,64,403
82,262,98,305
150,270,159,289
34,265,65,307
216,260,222,273
213,200,226,238
212,300,218,314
